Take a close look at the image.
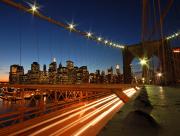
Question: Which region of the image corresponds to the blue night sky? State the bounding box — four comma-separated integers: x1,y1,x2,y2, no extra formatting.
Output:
0,0,179,81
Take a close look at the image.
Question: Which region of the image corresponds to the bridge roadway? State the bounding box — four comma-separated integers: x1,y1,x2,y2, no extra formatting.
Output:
0,88,137,136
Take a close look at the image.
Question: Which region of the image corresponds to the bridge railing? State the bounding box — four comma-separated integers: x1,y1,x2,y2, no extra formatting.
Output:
0,91,111,128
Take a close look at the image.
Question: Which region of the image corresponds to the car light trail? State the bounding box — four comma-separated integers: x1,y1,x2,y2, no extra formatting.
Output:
123,88,136,97
10,94,116,136
126,90,136,97
123,88,135,94
50,98,121,136
73,100,123,136
9,89,137,136
30,95,118,136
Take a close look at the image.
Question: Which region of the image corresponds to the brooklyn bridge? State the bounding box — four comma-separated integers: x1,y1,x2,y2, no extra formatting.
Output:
0,0,179,136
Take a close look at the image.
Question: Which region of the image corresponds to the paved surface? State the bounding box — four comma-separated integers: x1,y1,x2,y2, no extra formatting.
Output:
99,85,180,136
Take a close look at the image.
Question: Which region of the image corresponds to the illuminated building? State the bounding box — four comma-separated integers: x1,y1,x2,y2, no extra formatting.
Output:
48,58,57,84
66,60,74,70
107,67,113,83
115,64,123,83
116,64,121,75
100,71,106,83
39,65,48,84
66,60,76,84
27,62,40,84
57,63,68,84
95,70,101,83
77,66,89,83
9,64,24,84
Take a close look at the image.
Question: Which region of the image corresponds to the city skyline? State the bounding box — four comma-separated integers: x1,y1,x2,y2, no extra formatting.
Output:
9,59,123,84
0,0,179,81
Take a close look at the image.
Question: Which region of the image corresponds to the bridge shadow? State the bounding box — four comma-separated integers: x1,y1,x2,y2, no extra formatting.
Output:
120,86,160,136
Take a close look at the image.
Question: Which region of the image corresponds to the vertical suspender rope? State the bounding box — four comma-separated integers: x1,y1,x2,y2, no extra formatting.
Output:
152,0,160,76
49,29,53,61
36,21,40,63
19,13,22,66
158,0,166,84
152,0,158,40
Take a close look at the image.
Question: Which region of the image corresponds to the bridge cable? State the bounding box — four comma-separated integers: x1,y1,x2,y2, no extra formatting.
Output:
18,12,22,66
158,0,166,84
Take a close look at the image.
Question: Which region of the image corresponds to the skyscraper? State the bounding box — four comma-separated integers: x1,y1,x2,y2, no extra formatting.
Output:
27,62,40,84
48,58,57,84
9,64,24,84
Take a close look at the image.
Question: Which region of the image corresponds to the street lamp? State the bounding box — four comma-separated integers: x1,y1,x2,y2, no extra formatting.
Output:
156,72,162,85
139,57,149,84
139,57,148,66
157,72,162,77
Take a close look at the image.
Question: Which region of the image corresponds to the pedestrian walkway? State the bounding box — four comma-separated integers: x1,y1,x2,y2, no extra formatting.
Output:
99,85,180,136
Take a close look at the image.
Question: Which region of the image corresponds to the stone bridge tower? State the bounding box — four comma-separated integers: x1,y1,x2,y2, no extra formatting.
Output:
123,40,175,85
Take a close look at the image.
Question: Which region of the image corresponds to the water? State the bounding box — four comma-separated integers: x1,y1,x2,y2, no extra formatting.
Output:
0,97,47,114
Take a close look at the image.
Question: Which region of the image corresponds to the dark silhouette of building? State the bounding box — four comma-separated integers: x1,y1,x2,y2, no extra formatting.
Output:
9,65,24,84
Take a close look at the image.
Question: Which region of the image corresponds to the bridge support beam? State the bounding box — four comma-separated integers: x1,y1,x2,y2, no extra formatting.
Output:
113,90,129,103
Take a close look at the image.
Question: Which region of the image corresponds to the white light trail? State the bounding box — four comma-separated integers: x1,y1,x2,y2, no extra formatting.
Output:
50,98,121,136
73,100,123,136
123,88,136,98
10,94,116,136
29,95,117,136
123,88,135,94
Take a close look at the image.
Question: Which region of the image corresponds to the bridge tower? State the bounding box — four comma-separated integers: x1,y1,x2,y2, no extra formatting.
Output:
123,40,175,85
123,0,175,85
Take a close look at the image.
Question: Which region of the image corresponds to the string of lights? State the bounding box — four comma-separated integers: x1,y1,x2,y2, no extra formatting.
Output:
1,0,125,49
166,30,180,40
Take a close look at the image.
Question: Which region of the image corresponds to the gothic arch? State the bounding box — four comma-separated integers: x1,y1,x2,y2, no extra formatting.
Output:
123,40,175,84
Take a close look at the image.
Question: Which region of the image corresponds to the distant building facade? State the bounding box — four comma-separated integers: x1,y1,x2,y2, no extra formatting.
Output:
9,65,24,84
